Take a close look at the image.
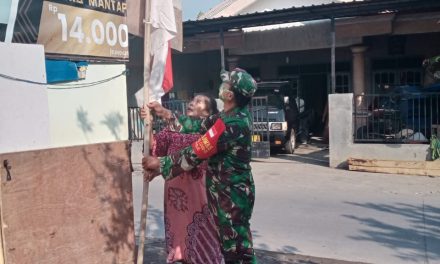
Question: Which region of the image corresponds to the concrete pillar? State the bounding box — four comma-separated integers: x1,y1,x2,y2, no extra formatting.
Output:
351,46,368,110
351,46,367,96
329,94,353,168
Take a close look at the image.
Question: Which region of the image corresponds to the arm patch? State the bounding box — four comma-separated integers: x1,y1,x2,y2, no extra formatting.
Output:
192,119,226,159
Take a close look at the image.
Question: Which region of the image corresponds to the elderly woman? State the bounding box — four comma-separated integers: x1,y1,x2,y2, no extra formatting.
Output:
144,95,223,264
144,69,258,264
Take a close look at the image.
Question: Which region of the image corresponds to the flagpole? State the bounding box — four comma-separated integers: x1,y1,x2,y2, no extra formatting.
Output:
137,0,153,262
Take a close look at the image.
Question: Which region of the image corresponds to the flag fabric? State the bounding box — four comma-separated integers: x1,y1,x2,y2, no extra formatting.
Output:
149,0,177,103
162,41,174,93
126,0,182,51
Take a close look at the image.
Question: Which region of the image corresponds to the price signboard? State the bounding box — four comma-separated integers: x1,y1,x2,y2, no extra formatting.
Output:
12,0,128,61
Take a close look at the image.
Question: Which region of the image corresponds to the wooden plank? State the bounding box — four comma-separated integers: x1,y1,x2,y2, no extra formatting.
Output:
0,141,135,264
348,158,440,177
348,158,440,170
349,165,440,177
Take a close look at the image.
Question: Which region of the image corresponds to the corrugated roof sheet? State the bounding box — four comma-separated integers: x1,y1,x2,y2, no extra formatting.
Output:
198,0,239,20
199,0,355,20
184,0,440,36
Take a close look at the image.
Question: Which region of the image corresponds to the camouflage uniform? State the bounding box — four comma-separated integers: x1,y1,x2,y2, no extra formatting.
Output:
158,69,258,264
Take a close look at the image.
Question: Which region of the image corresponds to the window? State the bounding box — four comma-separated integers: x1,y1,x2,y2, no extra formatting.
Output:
335,73,351,93
373,71,396,93
328,72,351,93
372,69,422,93
399,70,422,86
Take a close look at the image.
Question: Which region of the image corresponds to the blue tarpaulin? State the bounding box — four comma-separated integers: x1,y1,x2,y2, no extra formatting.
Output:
45,60,88,84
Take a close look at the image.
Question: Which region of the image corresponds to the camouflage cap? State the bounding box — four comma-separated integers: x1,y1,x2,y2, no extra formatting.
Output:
220,68,257,97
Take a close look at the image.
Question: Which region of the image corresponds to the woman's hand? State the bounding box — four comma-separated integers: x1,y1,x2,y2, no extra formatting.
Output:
140,106,149,120
147,102,172,120
143,170,160,182
142,156,161,182
142,156,160,171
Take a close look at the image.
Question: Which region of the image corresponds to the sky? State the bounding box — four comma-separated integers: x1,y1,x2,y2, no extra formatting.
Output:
0,0,221,23
182,0,223,21
0,0,12,24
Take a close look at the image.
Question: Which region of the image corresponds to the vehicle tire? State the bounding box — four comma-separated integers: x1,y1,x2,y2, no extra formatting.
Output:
285,128,296,154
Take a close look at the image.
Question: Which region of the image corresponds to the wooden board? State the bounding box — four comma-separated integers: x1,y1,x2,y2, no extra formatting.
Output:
348,158,440,177
0,141,135,263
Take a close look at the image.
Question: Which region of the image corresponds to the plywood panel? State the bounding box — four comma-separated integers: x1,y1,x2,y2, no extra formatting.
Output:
0,141,135,264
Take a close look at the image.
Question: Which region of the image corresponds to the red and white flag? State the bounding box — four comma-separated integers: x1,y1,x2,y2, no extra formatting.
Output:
161,41,174,94
148,0,177,102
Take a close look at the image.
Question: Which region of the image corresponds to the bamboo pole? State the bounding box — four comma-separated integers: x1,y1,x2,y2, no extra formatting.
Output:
137,0,153,262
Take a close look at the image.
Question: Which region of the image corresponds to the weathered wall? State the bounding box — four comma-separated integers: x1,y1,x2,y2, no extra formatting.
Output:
0,43,51,153
329,93,430,168
48,64,128,148
0,43,129,153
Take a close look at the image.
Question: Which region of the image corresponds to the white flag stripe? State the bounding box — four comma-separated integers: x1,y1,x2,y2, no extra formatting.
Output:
149,41,169,102
148,0,177,103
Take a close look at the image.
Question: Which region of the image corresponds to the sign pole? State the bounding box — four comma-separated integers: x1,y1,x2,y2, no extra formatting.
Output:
137,0,153,263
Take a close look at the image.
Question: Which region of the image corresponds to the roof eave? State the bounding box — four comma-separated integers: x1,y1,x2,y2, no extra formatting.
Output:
183,0,440,37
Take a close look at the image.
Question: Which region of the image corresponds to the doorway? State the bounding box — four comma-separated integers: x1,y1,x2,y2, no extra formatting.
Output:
300,74,328,136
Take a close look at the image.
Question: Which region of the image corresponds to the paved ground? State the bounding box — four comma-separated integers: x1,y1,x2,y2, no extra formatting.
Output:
131,141,440,264
141,238,367,264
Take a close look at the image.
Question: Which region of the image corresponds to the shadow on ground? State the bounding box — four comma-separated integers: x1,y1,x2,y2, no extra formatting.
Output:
140,238,367,264
343,202,440,263
255,141,329,167
135,205,165,238
275,147,329,167
251,229,299,254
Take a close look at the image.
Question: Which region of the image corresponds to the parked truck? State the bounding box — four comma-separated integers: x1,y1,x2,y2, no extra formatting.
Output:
251,81,310,154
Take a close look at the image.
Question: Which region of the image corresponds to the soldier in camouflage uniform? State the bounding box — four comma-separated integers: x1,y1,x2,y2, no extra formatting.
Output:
143,68,258,264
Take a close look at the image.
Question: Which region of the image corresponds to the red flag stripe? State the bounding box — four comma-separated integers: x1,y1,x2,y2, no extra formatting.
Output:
162,41,173,93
